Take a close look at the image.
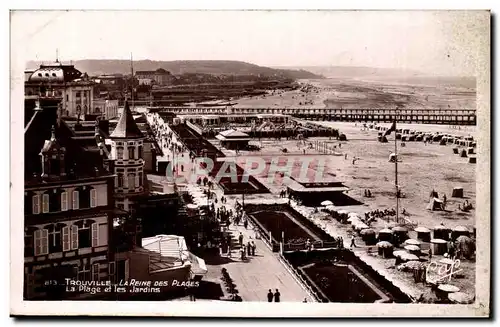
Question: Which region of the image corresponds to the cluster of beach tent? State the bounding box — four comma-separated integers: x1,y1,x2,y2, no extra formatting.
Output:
185,185,211,215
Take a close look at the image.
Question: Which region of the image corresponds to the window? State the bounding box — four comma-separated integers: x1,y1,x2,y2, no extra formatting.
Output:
90,189,97,208
128,146,135,160
48,226,62,253
116,147,124,160
61,192,68,211
108,262,116,283
42,194,49,213
24,230,34,257
117,174,124,188
34,229,48,256
91,223,99,247
138,145,143,159
98,223,108,246
128,173,135,189
66,94,69,102
72,191,79,209
71,225,79,250
92,263,100,281
78,221,91,248
76,91,81,97
77,263,91,282
138,172,143,187
32,195,40,214
62,226,70,251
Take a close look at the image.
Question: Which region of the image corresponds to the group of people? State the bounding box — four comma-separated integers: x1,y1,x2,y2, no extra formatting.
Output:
364,208,397,223
267,289,281,302
363,189,373,198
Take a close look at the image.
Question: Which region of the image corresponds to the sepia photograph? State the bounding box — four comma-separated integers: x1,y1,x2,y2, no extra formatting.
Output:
9,9,491,317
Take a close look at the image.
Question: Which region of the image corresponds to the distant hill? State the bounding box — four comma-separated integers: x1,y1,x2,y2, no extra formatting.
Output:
26,60,324,80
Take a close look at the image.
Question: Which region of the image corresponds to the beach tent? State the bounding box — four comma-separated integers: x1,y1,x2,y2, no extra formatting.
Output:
379,136,388,143
469,157,476,164
427,197,444,211
389,153,397,162
453,148,459,154
455,235,475,259
339,133,347,141
414,227,431,242
452,187,464,198
460,150,468,158
467,147,475,154
439,139,447,145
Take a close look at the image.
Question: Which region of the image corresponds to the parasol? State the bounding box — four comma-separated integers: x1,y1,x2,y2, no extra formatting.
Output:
448,292,474,304
379,228,392,234
433,225,451,231
337,210,348,215
430,238,447,244
414,227,431,233
403,253,420,261
438,284,460,293
404,239,421,246
348,212,360,219
376,241,393,248
452,226,470,232
360,228,376,235
393,250,407,258
321,200,333,206
404,245,420,251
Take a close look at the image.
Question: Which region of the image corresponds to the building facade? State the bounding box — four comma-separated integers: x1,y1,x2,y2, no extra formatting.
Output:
136,68,174,86
24,105,118,300
25,61,95,120
109,101,146,211
93,99,119,120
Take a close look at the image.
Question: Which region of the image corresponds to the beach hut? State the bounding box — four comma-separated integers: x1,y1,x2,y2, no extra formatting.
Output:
452,187,464,198
414,227,431,242
467,147,475,154
392,226,409,245
360,228,377,245
401,135,408,141
403,129,410,134
460,149,468,158
430,238,448,255
439,139,447,145
452,147,459,154
415,134,424,142
396,133,402,140
339,133,347,141
376,241,394,258
451,226,470,241
433,225,451,240
469,157,476,164
427,197,444,211
448,292,474,304
378,228,393,242
455,235,475,259
408,135,416,142
471,142,477,148
433,134,443,142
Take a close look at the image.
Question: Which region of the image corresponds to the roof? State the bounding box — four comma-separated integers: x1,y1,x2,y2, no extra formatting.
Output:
27,62,82,83
109,101,144,139
218,129,249,138
24,105,112,185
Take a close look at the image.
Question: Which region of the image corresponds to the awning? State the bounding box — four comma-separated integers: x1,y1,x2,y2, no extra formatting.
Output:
189,252,208,276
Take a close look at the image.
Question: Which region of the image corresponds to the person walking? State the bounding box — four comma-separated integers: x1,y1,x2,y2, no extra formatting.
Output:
274,289,281,302
238,232,244,246
247,241,252,256
350,235,357,248
267,289,273,302
244,219,248,230
251,241,256,256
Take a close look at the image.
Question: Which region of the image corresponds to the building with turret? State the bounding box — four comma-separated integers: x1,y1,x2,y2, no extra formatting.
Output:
108,100,146,211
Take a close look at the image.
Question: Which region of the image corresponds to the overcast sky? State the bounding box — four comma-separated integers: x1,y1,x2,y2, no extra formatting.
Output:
11,10,489,76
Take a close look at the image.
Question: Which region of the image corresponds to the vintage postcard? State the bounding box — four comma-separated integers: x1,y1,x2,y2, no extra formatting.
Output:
10,10,490,317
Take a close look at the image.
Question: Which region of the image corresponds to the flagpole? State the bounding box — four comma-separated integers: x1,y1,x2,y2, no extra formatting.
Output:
394,110,399,224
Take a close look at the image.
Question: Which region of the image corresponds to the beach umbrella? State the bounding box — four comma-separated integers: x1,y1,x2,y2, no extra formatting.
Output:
379,228,392,234
453,226,470,233
431,238,447,244
404,239,421,246
448,292,474,304
403,254,420,261
403,260,426,270
347,216,360,223
376,241,393,248
438,284,460,293
392,226,408,233
404,245,420,252
325,205,335,211
321,200,333,206
414,227,431,233
360,228,376,235
338,210,348,215
433,225,450,231
393,250,407,258
354,223,369,231
348,212,361,219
